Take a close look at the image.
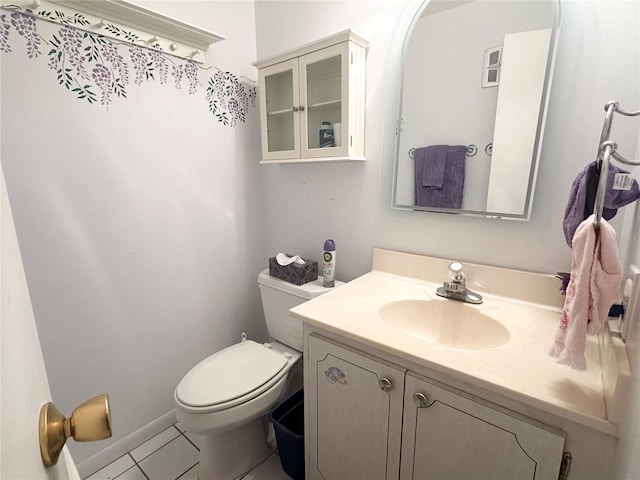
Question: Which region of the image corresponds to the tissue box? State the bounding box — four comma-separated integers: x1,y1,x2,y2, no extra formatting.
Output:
269,256,318,285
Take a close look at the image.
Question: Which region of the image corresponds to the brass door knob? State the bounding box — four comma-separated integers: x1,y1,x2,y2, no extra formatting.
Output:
39,393,112,466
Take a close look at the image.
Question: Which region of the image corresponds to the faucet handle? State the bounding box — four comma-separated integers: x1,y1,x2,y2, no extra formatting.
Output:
448,262,465,283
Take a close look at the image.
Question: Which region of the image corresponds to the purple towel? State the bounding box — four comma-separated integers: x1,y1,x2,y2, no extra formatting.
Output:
563,161,640,246
584,162,600,219
419,145,448,188
415,145,466,209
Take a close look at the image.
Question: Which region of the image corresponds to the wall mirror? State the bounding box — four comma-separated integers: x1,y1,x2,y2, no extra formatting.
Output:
391,0,560,220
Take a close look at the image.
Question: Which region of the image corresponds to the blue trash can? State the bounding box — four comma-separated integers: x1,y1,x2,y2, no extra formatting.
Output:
269,388,304,480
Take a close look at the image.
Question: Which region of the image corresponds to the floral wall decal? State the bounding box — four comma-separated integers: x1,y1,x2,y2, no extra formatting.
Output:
0,14,12,52
10,10,41,57
0,6,257,126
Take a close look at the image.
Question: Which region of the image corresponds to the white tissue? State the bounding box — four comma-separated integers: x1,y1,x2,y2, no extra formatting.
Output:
276,253,306,266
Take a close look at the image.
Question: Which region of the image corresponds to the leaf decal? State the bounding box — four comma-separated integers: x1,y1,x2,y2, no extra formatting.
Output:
1,7,256,125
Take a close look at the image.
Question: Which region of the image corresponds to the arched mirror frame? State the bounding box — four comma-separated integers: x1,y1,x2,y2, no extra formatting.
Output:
390,0,561,221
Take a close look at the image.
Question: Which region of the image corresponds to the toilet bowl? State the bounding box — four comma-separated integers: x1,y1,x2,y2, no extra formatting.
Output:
174,269,341,480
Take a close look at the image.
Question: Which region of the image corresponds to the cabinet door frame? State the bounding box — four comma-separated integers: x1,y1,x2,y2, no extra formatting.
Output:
298,42,350,159
400,372,566,480
305,333,406,480
258,58,301,161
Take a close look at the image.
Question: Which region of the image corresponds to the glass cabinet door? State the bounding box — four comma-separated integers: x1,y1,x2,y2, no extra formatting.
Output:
259,58,300,160
299,43,349,158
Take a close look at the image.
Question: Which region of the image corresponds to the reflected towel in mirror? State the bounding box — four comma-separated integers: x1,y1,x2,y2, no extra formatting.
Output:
414,145,466,208
419,145,448,188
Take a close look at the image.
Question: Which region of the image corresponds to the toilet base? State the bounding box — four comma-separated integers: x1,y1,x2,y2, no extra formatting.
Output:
197,417,273,480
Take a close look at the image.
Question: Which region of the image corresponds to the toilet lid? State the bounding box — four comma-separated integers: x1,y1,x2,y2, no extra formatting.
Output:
175,340,288,408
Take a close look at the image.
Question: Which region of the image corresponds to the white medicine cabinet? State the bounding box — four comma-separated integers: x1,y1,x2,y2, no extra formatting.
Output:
253,30,368,164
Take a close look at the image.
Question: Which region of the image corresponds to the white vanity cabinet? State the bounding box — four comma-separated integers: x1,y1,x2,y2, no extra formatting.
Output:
253,30,367,164
306,333,566,480
306,333,405,479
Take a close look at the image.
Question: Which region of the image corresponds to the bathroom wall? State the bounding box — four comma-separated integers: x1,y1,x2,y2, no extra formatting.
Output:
611,135,640,480
1,0,638,473
255,0,640,279
1,0,265,464
256,1,639,477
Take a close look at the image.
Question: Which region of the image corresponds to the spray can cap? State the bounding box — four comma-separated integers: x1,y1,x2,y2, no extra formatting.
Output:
323,239,336,251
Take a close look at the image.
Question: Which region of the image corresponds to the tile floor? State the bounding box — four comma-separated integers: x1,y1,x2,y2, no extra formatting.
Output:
84,424,292,480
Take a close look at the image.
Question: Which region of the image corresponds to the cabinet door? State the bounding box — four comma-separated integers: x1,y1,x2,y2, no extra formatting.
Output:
307,334,405,480
259,58,300,161
400,373,565,480
299,43,350,158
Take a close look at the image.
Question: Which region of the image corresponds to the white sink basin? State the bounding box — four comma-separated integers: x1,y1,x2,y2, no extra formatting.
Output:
379,299,510,349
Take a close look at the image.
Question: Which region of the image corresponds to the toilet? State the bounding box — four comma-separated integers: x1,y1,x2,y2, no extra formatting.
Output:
174,269,341,480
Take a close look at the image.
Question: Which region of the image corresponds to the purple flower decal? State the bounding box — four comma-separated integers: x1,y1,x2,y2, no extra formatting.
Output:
0,15,11,53
184,61,198,94
147,48,168,84
171,64,184,89
248,86,257,108
11,11,40,58
1,7,256,124
59,26,87,79
213,71,225,97
204,70,255,125
92,63,113,106
102,41,129,87
129,46,148,85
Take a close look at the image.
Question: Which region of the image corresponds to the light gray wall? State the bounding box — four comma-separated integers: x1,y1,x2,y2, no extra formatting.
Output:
255,0,639,279
1,0,638,471
611,135,640,480
255,0,410,279
1,1,265,463
255,2,640,477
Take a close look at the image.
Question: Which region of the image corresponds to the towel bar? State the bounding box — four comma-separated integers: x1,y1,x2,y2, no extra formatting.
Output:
593,101,640,229
408,144,479,159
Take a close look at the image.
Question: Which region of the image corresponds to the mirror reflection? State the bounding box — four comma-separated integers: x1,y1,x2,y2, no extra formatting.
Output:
392,0,560,219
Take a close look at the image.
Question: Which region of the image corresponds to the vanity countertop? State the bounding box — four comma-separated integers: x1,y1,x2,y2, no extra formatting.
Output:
290,250,620,436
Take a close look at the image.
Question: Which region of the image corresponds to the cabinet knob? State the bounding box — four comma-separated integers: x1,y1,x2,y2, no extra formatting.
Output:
378,378,392,392
299,105,305,112
292,106,299,112
413,392,430,408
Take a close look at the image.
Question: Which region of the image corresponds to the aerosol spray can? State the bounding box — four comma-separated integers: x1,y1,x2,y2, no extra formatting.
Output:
323,239,336,288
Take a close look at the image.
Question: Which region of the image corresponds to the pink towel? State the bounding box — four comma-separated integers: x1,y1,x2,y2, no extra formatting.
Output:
550,215,622,370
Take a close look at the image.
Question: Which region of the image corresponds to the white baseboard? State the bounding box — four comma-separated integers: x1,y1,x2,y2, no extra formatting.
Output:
76,409,177,479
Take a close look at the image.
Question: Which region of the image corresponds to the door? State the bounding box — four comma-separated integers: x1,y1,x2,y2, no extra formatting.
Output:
400,373,565,480
259,58,301,161
1,167,80,480
299,42,350,159
306,334,405,480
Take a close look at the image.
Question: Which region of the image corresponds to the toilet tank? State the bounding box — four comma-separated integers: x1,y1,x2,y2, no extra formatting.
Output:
258,269,342,351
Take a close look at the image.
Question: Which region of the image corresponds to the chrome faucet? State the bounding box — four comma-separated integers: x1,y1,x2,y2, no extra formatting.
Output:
436,262,483,304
